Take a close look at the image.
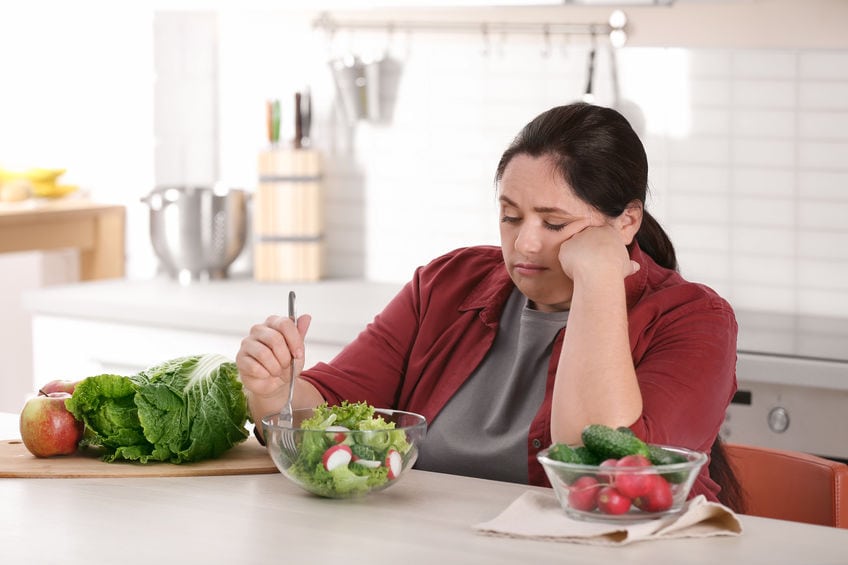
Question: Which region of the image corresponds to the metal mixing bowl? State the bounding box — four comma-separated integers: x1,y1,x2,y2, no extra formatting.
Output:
141,185,248,284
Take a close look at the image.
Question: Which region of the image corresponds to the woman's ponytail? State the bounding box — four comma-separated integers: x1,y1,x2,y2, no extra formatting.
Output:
635,210,678,271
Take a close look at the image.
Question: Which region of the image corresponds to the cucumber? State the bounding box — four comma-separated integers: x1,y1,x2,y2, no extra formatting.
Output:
581,424,650,460
647,444,687,466
647,444,689,484
546,443,601,466
544,443,594,484
546,443,584,464
574,446,601,466
616,426,635,437
609,427,687,479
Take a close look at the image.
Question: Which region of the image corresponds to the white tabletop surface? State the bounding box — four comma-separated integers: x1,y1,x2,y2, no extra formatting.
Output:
2,415,847,565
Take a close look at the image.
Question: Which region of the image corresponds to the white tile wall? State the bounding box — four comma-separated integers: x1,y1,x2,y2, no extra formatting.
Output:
199,14,848,318
732,168,795,197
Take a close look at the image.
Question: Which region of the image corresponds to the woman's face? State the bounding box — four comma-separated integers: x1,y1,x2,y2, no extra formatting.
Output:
498,153,601,312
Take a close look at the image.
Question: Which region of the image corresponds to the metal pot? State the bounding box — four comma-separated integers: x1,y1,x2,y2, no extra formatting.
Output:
141,185,248,284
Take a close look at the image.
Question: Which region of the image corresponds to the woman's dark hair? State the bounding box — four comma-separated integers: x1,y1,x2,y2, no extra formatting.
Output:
496,102,745,512
711,435,746,512
495,102,677,271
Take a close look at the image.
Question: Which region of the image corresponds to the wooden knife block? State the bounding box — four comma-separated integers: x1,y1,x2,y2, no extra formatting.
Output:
254,148,324,282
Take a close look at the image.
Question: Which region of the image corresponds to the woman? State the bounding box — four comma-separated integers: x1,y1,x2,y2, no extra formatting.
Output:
237,103,742,508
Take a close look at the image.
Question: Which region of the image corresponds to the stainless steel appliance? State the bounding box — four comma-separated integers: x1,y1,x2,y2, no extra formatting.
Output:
722,310,848,462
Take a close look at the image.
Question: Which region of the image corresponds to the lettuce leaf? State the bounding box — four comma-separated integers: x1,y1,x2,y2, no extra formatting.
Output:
66,354,249,464
301,401,376,431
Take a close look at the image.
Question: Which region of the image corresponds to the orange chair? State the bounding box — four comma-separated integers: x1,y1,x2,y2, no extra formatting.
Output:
724,443,848,529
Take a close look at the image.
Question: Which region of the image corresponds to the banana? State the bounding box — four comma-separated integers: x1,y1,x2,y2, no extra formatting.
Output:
0,167,66,183
0,167,76,198
30,182,78,198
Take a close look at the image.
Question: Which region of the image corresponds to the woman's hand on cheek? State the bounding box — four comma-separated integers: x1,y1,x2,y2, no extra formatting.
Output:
558,222,639,282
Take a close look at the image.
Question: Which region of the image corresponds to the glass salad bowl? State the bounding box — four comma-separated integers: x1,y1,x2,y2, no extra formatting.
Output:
537,444,708,522
262,404,427,498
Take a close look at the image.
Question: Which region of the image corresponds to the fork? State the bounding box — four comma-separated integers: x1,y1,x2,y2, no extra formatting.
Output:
280,290,297,428
274,291,300,460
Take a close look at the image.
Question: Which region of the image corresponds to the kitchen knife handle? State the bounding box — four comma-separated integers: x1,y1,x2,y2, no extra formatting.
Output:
294,92,303,149
272,100,281,145
266,100,273,145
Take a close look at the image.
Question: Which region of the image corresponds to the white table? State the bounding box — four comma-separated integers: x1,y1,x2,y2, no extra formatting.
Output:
2,406,847,565
3,470,848,565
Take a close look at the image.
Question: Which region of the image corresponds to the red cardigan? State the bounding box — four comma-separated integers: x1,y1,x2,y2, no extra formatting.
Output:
301,243,738,501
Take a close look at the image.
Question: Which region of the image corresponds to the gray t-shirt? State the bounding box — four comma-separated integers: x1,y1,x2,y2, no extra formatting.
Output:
414,288,569,483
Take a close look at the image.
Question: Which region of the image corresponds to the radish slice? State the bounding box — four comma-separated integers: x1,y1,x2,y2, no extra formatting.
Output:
325,425,350,443
322,444,352,471
385,449,402,480
352,458,382,469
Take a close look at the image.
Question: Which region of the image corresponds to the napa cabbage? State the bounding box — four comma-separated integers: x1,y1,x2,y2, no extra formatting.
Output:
66,354,249,463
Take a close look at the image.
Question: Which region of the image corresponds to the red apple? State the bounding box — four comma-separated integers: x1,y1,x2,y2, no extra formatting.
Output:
38,379,80,396
19,392,84,457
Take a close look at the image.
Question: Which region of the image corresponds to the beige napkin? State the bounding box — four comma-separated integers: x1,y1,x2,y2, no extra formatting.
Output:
473,491,743,546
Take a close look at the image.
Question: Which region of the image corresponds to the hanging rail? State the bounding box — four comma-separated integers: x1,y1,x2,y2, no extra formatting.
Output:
313,10,628,46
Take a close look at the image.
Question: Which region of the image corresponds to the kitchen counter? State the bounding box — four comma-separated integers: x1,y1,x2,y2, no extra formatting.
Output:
1,408,846,565
22,276,404,385
727,311,848,458
23,277,848,391
0,198,125,280
23,275,403,345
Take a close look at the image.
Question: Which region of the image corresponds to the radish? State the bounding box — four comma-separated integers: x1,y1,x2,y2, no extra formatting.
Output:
598,458,618,485
385,449,402,480
615,454,654,499
325,425,350,444
352,457,382,469
597,486,631,515
322,444,352,471
567,476,601,511
617,454,651,468
633,474,674,512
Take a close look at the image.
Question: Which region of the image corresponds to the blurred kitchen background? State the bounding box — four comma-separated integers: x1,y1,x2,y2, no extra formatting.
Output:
2,0,847,459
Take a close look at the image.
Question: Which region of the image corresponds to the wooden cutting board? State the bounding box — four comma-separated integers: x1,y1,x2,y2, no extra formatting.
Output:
0,436,278,478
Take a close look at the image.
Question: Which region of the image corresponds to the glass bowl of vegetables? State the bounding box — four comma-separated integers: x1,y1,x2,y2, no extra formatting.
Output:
537,425,708,522
262,401,427,498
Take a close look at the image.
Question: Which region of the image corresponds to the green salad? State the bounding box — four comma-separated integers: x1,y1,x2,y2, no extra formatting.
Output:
287,401,412,497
